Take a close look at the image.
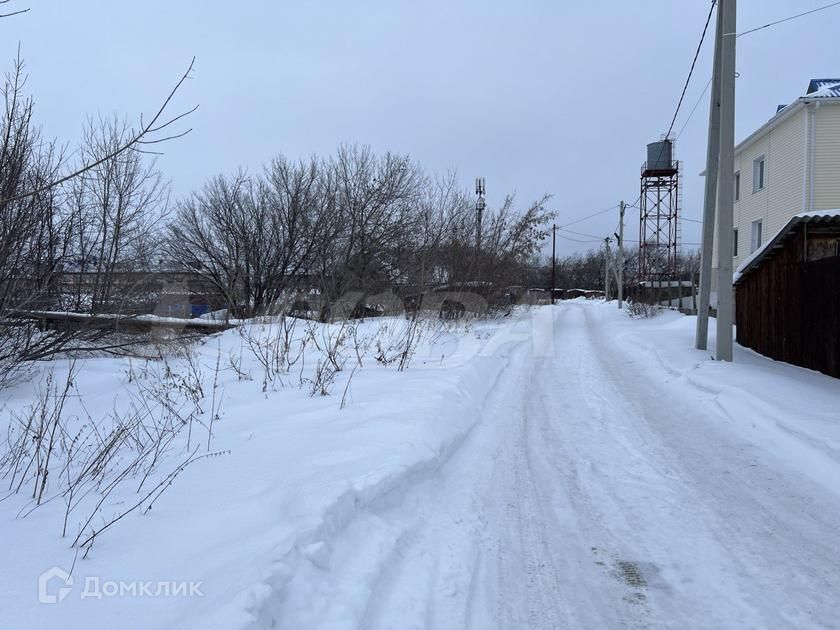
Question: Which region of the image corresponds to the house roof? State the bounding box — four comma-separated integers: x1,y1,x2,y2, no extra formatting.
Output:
775,78,840,112
733,210,840,284
731,78,840,157
806,79,840,97
701,79,840,175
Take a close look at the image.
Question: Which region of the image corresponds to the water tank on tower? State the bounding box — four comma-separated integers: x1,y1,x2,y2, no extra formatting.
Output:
646,139,673,172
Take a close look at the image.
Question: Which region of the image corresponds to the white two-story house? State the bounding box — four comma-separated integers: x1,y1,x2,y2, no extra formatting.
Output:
711,78,840,277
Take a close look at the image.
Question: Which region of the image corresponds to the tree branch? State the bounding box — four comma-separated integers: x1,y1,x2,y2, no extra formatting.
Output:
0,57,198,204
0,0,29,18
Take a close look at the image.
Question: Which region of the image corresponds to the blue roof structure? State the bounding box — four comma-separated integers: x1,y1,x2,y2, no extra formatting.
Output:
806,78,840,97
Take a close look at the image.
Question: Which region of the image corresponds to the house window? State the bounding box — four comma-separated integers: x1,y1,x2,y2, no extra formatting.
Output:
734,171,740,201
733,228,739,257
753,156,765,192
750,219,763,253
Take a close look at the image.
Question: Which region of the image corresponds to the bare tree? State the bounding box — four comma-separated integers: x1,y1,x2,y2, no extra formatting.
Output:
166,173,249,316
318,145,426,312
0,56,196,206
63,115,169,314
0,55,67,381
261,155,336,307
168,148,428,320
167,164,333,318
0,48,194,385
402,171,471,291
432,192,554,295
168,145,557,322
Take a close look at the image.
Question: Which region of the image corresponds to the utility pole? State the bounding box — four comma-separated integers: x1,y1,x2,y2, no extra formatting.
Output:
603,237,611,301
715,0,736,362
617,202,625,309
607,240,620,296
696,0,724,351
551,224,557,305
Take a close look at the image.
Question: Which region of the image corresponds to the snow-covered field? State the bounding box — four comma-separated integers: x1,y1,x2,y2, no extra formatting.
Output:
2,301,839,629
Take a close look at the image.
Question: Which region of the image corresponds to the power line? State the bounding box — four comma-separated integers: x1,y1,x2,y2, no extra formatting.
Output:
624,238,703,247
643,0,716,188
663,0,718,143
676,2,840,139
558,204,619,229
676,76,713,139
737,1,840,37
555,1,717,254
555,233,602,244
558,227,604,240
634,3,715,274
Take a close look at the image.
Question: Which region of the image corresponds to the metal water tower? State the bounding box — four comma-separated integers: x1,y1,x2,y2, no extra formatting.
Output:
639,139,679,281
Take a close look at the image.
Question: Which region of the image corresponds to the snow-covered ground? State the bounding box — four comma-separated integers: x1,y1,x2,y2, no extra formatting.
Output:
2,301,839,629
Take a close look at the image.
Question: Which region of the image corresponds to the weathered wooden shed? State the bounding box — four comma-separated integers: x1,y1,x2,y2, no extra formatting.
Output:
734,211,840,378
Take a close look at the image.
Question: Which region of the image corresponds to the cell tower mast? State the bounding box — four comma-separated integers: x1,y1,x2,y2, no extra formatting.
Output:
475,177,486,255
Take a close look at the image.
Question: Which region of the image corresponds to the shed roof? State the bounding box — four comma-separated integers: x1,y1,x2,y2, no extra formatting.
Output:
733,210,840,285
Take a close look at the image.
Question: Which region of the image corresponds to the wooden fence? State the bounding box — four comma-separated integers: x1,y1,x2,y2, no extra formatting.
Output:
736,239,840,378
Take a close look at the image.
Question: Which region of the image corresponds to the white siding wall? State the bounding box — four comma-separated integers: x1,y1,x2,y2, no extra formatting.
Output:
734,108,805,268
733,133,769,266
711,107,806,270
706,99,840,299
815,103,840,209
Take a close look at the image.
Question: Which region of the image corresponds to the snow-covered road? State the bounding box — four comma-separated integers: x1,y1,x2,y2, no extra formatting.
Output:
6,302,839,629
272,302,840,629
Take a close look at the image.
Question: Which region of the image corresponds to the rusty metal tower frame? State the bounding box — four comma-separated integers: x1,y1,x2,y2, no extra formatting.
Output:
639,153,679,281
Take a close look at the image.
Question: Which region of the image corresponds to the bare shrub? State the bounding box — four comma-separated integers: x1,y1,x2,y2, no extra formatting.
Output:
0,361,78,505
628,300,662,319
306,321,348,396
0,336,226,556
239,315,309,391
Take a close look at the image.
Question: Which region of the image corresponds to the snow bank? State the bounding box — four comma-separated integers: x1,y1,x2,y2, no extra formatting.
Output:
0,313,521,629
589,303,840,497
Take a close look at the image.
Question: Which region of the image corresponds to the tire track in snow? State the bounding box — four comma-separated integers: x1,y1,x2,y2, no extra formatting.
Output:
247,319,533,630
577,302,840,629
248,301,840,629
489,305,656,630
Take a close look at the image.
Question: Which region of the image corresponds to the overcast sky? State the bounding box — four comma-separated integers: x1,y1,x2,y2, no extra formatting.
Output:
4,1,839,256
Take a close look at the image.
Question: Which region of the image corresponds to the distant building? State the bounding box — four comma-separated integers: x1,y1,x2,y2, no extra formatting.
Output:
712,79,840,282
